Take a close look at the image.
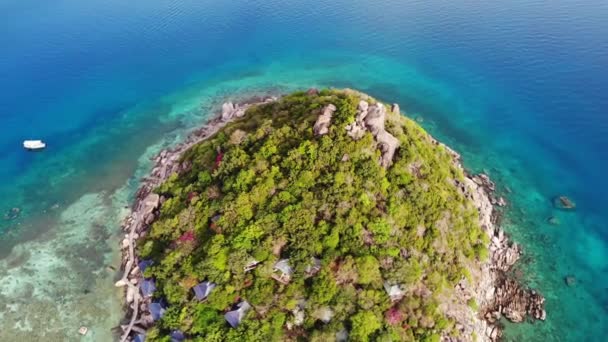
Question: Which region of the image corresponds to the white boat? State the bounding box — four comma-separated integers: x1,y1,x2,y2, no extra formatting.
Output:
23,140,46,150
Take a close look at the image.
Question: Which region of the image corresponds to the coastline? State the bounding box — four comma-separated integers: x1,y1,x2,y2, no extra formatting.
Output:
115,95,278,341
444,149,546,340
116,91,545,342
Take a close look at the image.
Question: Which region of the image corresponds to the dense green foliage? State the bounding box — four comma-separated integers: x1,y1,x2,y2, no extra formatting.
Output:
139,89,488,341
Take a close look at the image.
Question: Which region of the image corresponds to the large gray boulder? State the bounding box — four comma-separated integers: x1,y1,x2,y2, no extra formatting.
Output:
358,100,369,115
221,102,235,121
391,103,400,114
313,104,337,136
364,103,386,136
363,103,400,167
345,122,366,140
346,100,370,140
377,130,400,168
141,193,160,216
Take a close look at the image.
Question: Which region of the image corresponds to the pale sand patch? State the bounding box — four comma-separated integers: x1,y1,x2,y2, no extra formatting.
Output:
0,192,127,342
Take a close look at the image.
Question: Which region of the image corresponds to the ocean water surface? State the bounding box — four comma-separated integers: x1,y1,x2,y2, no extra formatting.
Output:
1,0,607,340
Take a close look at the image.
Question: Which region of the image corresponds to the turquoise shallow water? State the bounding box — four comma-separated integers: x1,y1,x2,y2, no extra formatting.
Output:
1,0,607,340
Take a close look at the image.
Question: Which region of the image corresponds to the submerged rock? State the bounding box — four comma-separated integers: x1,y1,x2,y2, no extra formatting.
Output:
553,195,576,210
496,197,507,207
565,275,577,287
547,216,561,226
3,207,20,220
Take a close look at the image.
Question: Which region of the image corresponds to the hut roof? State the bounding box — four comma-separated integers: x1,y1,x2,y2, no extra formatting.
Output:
244,259,260,272
192,281,216,300
149,301,166,321
224,311,241,328
224,301,251,328
383,282,405,301
138,259,154,273
141,279,156,298
170,330,185,342
274,259,293,276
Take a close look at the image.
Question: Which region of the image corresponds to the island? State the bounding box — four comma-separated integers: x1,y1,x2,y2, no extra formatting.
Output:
116,89,545,342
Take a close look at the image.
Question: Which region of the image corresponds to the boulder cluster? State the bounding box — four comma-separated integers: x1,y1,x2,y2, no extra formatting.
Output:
313,103,336,136
483,226,546,325
471,174,507,207
221,102,247,121
459,173,546,341
314,100,401,168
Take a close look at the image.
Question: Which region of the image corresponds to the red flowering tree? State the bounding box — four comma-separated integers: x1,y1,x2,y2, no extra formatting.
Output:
385,306,404,325
178,230,196,243
214,151,224,169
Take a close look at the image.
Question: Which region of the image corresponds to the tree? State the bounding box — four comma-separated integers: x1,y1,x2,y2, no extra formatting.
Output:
356,255,382,286
140,89,493,341
349,311,381,341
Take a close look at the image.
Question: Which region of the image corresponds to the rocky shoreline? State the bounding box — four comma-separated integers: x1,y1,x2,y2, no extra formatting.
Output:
115,91,545,342
446,150,546,341
115,95,277,342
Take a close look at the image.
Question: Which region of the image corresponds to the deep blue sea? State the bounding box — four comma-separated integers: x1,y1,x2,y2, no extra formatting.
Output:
1,0,607,340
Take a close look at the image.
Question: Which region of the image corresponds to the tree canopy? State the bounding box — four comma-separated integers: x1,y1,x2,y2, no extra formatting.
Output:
139,89,488,341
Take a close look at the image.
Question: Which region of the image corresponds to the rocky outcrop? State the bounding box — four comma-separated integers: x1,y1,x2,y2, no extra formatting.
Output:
364,102,386,135
391,103,400,114
118,96,276,342
221,102,247,121
344,101,400,167
448,173,546,342
483,227,546,324
141,193,160,225
470,174,512,210
376,131,400,168
492,277,546,323
365,103,400,167
313,104,336,136
345,100,369,140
